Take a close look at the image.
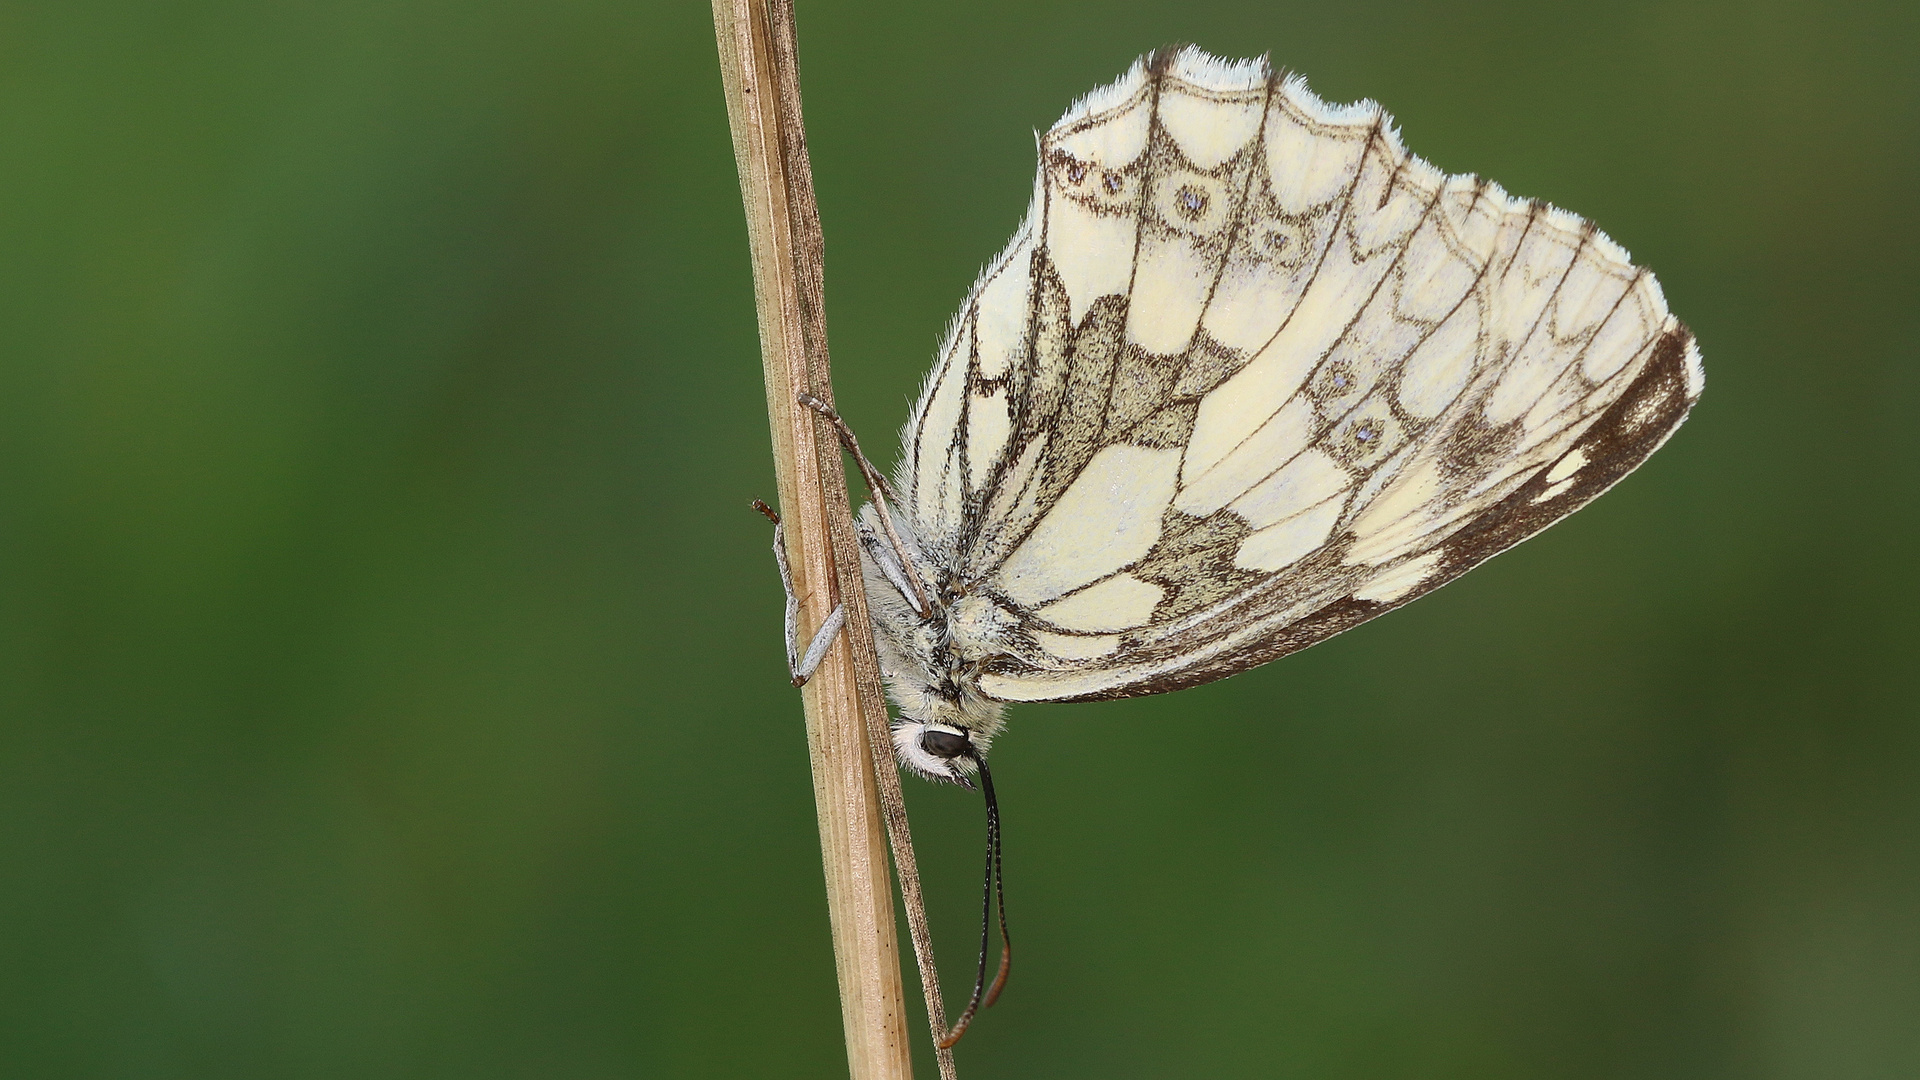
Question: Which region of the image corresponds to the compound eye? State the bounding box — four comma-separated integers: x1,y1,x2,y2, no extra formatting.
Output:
920,729,972,759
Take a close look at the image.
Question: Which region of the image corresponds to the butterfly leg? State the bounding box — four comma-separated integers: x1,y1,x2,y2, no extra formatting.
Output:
795,392,898,504
796,393,932,617
753,500,847,687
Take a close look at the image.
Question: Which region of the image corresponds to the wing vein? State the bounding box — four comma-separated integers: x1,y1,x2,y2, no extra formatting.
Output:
1183,174,1448,496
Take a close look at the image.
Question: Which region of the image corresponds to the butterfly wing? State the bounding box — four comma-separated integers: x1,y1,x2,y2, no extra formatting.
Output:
896,47,1703,704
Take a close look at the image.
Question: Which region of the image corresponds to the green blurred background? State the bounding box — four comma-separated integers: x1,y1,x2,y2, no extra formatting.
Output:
2,0,1915,1076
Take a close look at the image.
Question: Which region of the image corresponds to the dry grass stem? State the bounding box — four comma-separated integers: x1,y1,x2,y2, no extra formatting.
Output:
711,1,957,1077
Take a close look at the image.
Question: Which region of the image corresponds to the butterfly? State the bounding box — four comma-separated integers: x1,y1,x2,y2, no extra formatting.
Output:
766,44,1701,1044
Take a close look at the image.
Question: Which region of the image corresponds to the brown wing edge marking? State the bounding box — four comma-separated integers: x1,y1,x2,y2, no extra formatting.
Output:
1005,322,1700,703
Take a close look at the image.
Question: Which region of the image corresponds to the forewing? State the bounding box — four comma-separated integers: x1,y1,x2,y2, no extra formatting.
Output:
897,47,1703,702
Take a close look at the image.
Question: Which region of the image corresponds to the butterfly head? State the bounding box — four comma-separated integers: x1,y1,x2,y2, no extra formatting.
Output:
892,720,988,787
868,598,1007,784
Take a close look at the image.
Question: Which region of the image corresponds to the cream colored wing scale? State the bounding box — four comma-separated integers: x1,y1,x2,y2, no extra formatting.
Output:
894,47,1702,703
